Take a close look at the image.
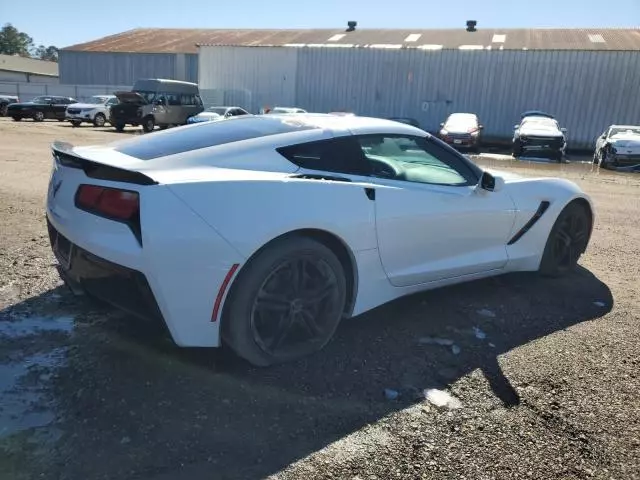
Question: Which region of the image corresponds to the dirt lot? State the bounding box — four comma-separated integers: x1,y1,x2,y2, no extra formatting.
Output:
0,117,639,480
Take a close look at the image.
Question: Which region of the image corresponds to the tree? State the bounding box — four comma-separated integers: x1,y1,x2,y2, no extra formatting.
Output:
34,45,59,62
0,23,33,57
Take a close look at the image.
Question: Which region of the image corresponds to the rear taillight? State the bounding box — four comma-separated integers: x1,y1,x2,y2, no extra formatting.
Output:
75,184,142,245
76,185,139,220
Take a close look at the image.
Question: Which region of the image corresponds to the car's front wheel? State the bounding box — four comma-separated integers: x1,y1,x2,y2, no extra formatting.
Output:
223,236,347,366
33,111,44,122
539,202,591,277
512,141,522,157
93,113,106,127
142,116,155,133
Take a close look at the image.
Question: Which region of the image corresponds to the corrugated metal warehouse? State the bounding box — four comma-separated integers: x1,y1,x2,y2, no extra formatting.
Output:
61,27,640,148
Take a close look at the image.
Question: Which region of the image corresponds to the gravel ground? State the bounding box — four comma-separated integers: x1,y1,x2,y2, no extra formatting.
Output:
0,117,638,480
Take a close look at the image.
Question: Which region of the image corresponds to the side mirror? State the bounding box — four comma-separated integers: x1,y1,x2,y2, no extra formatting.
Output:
561,127,567,133
439,122,444,128
478,125,484,130
513,124,519,129
479,172,504,192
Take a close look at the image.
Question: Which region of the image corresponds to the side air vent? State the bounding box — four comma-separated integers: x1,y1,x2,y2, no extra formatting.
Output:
507,201,551,245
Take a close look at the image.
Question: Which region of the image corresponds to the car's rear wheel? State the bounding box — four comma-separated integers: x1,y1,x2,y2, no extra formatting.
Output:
12,116,21,121
33,111,44,122
93,113,106,127
539,202,591,277
223,236,347,366
115,123,125,132
0,103,8,117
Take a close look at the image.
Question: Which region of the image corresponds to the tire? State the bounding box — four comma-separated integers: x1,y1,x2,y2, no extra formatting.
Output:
223,236,347,367
93,113,106,127
592,152,599,164
159,125,168,130
538,202,591,278
115,123,125,132
70,120,82,128
33,111,45,122
512,141,522,157
553,151,563,163
12,116,21,122
142,116,155,133
57,118,65,122
0,103,8,117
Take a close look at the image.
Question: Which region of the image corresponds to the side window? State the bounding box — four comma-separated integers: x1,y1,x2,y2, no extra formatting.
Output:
235,108,248,116
180,94,195,106
277,137,369,176
165,93,180,106
107,98,119,106
356,134,477,186
194,95,203,107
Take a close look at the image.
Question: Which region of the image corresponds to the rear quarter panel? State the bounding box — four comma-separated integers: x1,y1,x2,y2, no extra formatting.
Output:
167,177,378,259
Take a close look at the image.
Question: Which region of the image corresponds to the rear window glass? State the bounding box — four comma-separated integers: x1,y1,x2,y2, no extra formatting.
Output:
114,116,319,160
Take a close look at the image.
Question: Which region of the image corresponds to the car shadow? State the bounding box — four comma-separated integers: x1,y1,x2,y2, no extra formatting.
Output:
4,266,612,479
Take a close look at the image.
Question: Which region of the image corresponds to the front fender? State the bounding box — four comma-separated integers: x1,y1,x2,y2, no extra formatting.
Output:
503,177,593,271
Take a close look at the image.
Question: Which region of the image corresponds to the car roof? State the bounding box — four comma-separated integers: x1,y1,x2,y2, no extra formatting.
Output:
609,124,640,129
521,110,555,119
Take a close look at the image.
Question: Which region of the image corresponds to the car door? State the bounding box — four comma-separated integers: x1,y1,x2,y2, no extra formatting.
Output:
53,98,70,119
354,134,517,287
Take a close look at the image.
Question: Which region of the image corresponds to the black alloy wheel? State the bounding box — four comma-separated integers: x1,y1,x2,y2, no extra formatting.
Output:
539,202,591,277
224,236,347,366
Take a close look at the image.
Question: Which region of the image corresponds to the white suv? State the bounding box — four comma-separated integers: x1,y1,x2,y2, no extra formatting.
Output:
66,95,118,127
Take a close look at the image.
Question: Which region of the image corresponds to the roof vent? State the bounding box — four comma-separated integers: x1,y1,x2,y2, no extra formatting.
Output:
466,20,477,32
346,21,357,32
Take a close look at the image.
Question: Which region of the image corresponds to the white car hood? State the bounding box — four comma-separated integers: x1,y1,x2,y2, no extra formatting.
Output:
194,112,223,120
519,124,563,137
67,102,103,109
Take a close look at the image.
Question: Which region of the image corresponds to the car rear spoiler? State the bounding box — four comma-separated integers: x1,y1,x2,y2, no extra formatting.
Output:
51,141,158,186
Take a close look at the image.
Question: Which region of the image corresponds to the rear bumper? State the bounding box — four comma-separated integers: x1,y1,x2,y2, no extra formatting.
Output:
47,217,164,323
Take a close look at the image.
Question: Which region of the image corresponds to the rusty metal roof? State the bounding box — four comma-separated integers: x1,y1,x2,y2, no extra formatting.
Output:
63,28,640,54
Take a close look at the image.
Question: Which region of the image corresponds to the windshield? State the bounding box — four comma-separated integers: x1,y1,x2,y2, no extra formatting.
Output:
522,117,558,128
206,107,229,115
609,126,640,136
134,90,157,103
445,114,477,129
86,96,110,105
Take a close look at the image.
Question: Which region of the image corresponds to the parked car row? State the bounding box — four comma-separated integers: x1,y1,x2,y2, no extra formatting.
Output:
3,88,636,169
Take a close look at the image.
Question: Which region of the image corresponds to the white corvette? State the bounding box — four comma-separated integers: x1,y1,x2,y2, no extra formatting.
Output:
46,114,594,366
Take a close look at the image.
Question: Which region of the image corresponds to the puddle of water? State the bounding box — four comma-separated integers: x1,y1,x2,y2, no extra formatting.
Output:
0,348,67,438
0,315,74,338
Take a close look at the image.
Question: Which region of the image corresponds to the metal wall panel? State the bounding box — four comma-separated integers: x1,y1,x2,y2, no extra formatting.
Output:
59,51,178,86
296,49,640,149
185,54,199,83
198,47,640,149
199,46,298,112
